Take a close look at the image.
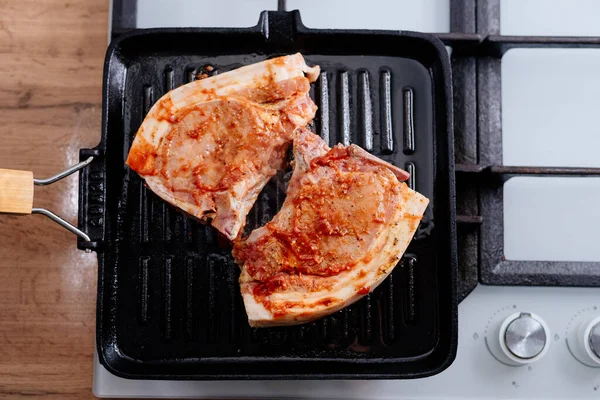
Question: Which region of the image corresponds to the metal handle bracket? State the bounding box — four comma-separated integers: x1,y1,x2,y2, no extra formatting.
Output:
30,157,94,242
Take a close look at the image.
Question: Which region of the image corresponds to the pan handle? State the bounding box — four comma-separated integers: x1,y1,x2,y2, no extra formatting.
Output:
0,158,94,241
0,169,34,214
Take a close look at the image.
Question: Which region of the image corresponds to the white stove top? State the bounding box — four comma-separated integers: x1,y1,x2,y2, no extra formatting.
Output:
97,0,600,397
94,285,600,399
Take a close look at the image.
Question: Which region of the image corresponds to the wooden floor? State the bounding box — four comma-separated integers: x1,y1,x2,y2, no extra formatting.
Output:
0,1,109,398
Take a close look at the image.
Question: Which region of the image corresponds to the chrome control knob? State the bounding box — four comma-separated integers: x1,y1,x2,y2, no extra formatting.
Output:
504,312,547,359
590,321,600,360
569,315,600,366
488,312,550,366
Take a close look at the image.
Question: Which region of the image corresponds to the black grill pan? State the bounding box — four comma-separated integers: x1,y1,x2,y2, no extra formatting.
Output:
78,10,457,380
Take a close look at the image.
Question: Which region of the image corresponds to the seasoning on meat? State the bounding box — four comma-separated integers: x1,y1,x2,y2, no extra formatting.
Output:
233,128,429,327
126,54,320,240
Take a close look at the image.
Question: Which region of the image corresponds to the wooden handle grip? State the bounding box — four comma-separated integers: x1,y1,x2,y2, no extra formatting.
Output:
0,169,34,214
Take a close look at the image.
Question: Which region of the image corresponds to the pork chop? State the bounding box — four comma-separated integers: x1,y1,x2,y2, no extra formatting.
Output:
233,129,429,327
126,54,320,240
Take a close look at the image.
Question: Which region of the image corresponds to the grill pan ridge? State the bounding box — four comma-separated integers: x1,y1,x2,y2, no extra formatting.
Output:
78,10,457,380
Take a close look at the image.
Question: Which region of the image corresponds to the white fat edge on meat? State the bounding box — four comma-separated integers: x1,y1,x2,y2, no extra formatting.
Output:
242,184,429,327
135,54,318,150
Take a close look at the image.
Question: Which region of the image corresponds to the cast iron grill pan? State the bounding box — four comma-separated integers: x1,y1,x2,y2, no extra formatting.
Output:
78,11,457,380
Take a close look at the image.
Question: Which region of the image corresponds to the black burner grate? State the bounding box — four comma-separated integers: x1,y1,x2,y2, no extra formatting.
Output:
446,0,600,299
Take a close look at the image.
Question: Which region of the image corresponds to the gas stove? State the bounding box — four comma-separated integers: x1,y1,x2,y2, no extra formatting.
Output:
96,0,600,397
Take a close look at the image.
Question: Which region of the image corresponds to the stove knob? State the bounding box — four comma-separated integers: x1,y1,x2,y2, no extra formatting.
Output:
495,312,550,365
504,313,547,359
590,321,600,360
570,316,600,366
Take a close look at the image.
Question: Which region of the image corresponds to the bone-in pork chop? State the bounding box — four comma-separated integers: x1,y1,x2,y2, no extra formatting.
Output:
126,54,320,240
233,129,429,327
